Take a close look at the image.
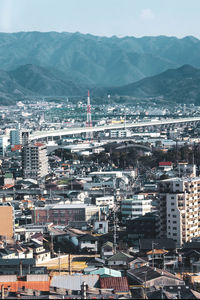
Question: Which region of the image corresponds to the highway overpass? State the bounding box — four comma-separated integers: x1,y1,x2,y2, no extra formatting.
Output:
30,117,200,141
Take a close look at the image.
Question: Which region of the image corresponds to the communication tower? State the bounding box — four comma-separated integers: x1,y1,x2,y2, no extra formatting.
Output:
86,90,93,140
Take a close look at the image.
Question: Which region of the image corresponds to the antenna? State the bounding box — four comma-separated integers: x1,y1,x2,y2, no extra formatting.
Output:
86,90,93,140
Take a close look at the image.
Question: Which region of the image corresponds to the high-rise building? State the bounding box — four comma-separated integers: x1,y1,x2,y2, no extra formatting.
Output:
0,203,14,240
22,143,48,179
10,123,21,146
159,177,200,247
0,136,8,156
21,131,29,146
10,130,20,146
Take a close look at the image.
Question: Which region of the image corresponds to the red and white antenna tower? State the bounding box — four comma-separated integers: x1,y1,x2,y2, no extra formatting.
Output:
86,90,93,140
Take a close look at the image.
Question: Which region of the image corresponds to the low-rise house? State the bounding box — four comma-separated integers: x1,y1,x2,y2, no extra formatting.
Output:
183,250,200,273
106,251,134,269
129,257,148,269
146,249,169,268
28,243,51,264
139,238,176,253
0,258,47,275
100,277,130,296
0,274,50,297
146,286,200,300
78,234,98,253
127,266,184,288
159,162,173,171
101,241,114,259
0,249,16,259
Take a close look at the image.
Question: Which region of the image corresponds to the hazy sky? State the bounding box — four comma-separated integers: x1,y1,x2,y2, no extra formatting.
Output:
0,0,199,38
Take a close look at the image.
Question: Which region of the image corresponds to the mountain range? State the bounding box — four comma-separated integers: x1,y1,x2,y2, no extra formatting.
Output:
1,32,200,104
1,63,200,105
1,32,200,86
107,65,200,104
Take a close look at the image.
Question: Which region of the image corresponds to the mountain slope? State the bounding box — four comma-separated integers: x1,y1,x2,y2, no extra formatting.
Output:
0,70,32,105
108,65,200,104
9,64,85,96
1,32,200,86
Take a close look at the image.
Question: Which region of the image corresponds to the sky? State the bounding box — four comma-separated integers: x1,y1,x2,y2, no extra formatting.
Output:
0,0,199,38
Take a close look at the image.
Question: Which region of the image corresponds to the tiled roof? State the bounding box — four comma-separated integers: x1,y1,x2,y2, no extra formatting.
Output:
51,274,99,291
127,266,182,283
107,251,133,262
147,249,168,255
159,162,172,166
78,234,98,241
100,277,129,292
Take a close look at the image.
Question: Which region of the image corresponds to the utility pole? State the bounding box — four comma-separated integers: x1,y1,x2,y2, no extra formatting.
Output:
58,249,61,275
113,208,117,254
152,241,155,268
152,242,158,268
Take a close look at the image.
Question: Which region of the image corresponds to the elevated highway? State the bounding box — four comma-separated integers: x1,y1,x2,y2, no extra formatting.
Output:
30,117,200,141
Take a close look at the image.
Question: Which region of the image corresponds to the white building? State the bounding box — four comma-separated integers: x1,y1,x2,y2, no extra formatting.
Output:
0,136,8,156
159,177,200,247
110,129,132,138
121,195,152,223
95,196,114,210
22,142,48,179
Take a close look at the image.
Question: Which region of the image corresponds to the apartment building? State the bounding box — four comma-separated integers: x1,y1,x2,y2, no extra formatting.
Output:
32,204,100,226
159,177,200,247
22,143,48,179
121,194,152,224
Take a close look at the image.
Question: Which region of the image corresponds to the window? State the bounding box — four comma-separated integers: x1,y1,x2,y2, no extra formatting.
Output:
168,214,170,217
173,221,177,224
172,209,175,212
172,215,176,218
173,233,177,236
173,227,177,230
171,203,175,205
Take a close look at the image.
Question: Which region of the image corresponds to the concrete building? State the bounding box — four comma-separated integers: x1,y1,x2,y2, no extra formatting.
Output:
0,203,14,240
10,126,20,146
176,162,196,178
121,195,152,223
110,129,132,138
22,143,48,179
159,177,200,247
32,204,100,226
0,136,8,156
95,196,114,213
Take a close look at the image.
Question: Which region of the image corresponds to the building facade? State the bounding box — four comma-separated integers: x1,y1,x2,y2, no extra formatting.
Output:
22,143,48,179
159,177,200,247
0,203,15,240
121,194,152,223
32,204,100,226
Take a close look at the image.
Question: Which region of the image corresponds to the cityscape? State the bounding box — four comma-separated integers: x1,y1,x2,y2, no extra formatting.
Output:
1,0,200,299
